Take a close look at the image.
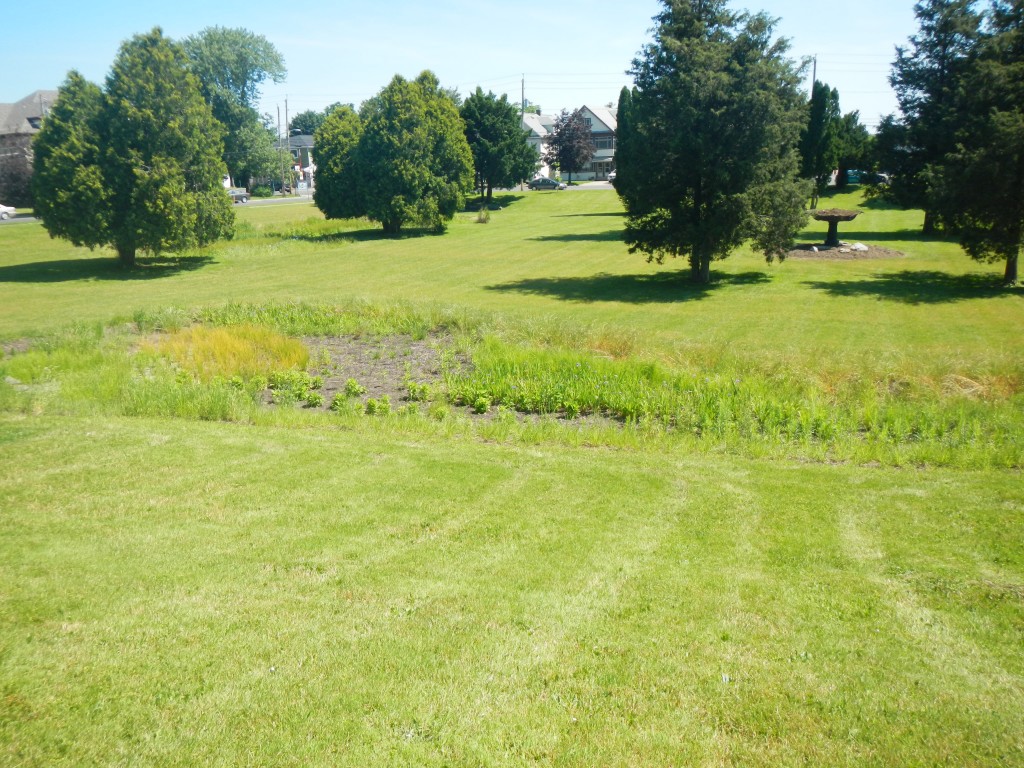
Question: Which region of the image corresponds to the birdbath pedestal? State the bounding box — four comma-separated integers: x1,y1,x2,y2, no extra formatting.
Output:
812,208,861,248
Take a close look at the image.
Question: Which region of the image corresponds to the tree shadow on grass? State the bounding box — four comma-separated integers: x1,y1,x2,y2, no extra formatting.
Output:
0,254,214,283
555,211,627,218
462,193,526,212
286,227,444,244
803,270,1017,304
487,270,770,304
530,229,624,243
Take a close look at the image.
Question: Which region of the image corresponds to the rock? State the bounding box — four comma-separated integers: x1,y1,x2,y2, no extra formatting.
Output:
811,246,818,253
852,242,869,252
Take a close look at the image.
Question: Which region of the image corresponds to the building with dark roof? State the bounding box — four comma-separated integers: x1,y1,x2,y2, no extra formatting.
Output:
0,90,58,205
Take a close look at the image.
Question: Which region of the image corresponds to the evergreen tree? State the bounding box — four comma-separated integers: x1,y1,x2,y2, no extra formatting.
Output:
622,0,808,283
929,0,1024,284
313,72,473,234
544,109,595,184
460,87,537,203
883,0,983,233
613,86,646,210
312,105,363,220
33,29,233,267
798,80,841,206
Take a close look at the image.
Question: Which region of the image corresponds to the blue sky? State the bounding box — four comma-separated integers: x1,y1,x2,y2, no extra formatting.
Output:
4,1,915,131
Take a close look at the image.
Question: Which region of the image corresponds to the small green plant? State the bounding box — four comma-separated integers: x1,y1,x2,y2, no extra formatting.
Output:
329,392,353,413
344,378,367,397
365,395,391,416
476,207,491,224
268,370,318,407
313,349,333,374
304,391,324,408
405,380,432,402
472,396,490,414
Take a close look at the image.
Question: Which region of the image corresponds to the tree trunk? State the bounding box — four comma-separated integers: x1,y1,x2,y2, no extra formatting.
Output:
116,243,136,268
922,209,937,236
689,246,712,283
382,219,401,235
1005,248,1019,286
486,182,493,203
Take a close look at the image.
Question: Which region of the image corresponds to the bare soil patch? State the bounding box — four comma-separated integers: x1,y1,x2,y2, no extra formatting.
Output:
301,334,460,410
787,242,906,260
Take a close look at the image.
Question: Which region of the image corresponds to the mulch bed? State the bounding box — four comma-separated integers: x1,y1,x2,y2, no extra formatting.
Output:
786,242,906,260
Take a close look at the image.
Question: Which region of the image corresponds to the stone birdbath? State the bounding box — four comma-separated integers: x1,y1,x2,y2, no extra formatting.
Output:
811,208,861,248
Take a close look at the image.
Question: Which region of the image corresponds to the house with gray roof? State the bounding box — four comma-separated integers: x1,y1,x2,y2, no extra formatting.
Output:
521,104,617,182
0,90,58,205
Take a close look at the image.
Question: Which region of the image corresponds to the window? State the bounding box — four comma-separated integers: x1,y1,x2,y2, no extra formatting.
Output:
594,137,614,150
584,117,592,127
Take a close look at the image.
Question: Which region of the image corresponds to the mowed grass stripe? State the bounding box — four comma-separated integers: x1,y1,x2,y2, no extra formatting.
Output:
1,415,1021,765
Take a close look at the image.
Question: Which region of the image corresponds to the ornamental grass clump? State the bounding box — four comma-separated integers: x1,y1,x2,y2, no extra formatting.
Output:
150,324,308,382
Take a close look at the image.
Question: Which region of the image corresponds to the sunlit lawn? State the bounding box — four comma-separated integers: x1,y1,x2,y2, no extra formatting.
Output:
1,414,1021,766
1,189,1020,379
1,188,1022,766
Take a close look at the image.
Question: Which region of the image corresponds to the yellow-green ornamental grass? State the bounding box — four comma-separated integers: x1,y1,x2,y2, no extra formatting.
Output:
149,324,308,381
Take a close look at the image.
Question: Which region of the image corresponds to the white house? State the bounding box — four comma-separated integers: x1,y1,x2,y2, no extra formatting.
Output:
521,105,617,182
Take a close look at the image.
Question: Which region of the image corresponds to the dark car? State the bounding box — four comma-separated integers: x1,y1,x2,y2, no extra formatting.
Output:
228,188,249,203
528,177,566,191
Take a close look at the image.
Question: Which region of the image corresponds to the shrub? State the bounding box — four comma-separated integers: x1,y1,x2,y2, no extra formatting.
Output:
365,395,391,416
344,378,367,397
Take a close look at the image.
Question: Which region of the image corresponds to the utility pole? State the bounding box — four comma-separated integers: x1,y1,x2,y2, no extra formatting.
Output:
811,55,817,90
521,74,526,191
284,96,291,196
278,105,286,196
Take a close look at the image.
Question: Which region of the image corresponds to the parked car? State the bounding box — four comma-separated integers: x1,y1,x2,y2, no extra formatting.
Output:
0,203,15,220
846,169,863,184
228,188,249,204
607,170,617,183
528,177,566,191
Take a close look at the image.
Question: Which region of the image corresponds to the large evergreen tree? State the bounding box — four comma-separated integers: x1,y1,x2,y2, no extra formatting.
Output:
882,0,983,233
621,0,808,283
929,0,1024,284
612,86,644,209
460,87,537,203
544,109,595,184
314,72,473,234
312,105,363,220
33,29,233,267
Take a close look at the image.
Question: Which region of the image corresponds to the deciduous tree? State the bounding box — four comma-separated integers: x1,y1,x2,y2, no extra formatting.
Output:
32,29,233,267
544,108,594,184
621,0,808,283
183,27,286,186
290,103,347,137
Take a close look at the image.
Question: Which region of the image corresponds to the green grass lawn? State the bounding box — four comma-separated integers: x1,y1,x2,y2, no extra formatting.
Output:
2,414,1021,766
1,190,1020,378
1,189,1022,765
